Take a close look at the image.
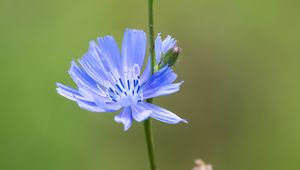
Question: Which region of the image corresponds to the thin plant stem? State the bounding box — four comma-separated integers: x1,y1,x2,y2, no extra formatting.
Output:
143,116,156,170
147,0,155,75
144,0,156,170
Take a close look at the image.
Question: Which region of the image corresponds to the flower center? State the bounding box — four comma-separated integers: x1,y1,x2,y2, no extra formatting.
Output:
105,65,143,107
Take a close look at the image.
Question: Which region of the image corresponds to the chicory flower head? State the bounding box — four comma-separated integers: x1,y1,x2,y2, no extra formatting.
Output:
56,29,187,130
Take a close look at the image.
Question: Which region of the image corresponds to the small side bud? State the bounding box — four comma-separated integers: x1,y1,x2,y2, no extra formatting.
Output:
158,46,182,69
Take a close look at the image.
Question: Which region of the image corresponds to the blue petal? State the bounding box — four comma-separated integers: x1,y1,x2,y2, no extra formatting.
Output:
88,40,114,73
155,33,163,63
56,83,106,112
122,29,147,70
143,81,184,99
131,103,152,122
162,35,176,53
74,97,107,112
114,108,133,131
56,83,85,101
141,102,187,124
142,66,177,91
142,66,183,99
79,39,123,86
97,36,122,72
75,80,121,112
69,60,100,94
94,95,121,112
57,83,120,112
76,80,97,100
78,45,110,85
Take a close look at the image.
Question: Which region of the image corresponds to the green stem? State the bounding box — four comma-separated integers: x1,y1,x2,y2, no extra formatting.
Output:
147,0,155,75
144,0,156,170
143,116,156,170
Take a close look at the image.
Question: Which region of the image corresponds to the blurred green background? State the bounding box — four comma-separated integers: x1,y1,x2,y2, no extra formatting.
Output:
0,0,299,169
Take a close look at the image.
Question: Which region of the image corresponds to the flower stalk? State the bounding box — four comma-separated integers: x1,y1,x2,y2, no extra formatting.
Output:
144,0,157,170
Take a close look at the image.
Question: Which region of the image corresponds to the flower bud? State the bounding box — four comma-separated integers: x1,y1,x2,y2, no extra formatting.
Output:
158,46,182,69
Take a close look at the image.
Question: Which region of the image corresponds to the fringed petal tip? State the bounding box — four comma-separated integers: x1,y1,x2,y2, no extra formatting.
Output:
125,28,146,34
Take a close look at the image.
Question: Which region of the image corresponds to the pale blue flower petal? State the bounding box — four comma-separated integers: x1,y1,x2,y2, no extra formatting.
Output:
114,108,133,131
162,35,176,53
56,83,85,101
142,66,177,90
75,80,121,112
78,44,110,84
143,81,184,99
75,97,107,112
88,40,115,73
69,60,100,94
94,95,121,111
122,29,147,69
155,33,163,63
142,66,183,99
131,103,152,122
97,36,122,72
141,102,187,124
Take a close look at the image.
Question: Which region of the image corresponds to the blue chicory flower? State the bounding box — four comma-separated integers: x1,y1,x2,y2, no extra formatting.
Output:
56,29,187,130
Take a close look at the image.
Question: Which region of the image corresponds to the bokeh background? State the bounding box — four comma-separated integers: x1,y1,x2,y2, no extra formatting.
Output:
0,0,299,169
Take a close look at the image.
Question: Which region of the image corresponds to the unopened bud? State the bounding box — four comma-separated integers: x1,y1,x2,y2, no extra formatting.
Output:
158,46,182,69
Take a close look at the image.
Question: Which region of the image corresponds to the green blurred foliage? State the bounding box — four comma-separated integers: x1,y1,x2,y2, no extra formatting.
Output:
0,0,299,169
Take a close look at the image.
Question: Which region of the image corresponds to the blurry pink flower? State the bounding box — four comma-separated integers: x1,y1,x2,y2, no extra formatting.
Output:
192,159,213,170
